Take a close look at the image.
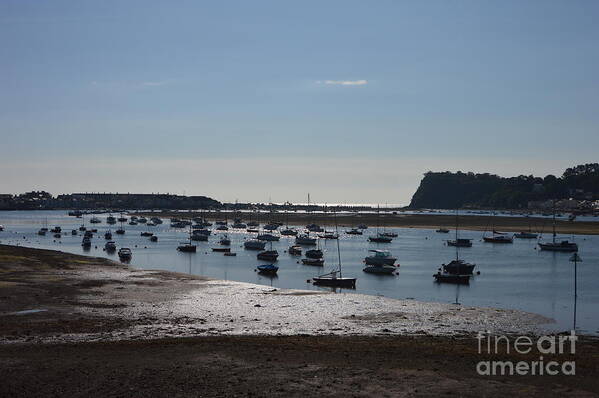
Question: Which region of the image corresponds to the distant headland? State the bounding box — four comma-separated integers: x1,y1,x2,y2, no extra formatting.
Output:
408,163,599,211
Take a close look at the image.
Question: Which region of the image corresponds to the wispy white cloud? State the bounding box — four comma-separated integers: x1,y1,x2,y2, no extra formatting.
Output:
317,80,368,86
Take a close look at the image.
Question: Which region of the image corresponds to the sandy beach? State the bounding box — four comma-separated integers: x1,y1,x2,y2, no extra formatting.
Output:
1,244,598,396
138,211,599,235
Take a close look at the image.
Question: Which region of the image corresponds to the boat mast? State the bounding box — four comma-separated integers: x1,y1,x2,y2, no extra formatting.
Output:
552,200,557,243
334,210,342,278
376,204,380,235
455,208,459,261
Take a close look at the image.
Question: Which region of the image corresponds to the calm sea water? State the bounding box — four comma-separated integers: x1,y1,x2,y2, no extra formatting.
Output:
1,210,597,334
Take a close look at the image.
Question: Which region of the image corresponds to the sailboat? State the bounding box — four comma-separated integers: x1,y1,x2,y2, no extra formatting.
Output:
312,211,356,288
79,214,87,231
257,241,279,261
280,204,298,236
538,205,578,252
304,194,323,232
514,217,538,239
482,213,513,243
177,224,197,252
368,205,393,243
434,239,475,284
38,218,49,236
305,237,324,259
115,214,126,235
447,209,472,247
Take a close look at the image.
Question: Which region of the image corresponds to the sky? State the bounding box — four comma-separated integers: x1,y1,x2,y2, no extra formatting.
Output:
1,0,598,205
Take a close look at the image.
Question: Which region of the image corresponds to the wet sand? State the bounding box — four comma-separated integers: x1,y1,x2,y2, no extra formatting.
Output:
1,244,598,397
140,211,599,235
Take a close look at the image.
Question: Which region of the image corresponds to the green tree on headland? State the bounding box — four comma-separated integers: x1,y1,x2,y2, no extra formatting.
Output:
408,163,599,209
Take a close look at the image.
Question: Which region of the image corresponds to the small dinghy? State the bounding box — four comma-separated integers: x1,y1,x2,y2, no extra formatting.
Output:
224,252,237,256
212,247,231,252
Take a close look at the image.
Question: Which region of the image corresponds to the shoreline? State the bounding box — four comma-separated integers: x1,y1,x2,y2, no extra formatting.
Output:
137,211,599,235
0,244,554,344
2,244,599,396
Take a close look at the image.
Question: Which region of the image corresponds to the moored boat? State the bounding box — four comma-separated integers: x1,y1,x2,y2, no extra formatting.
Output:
363,264,396,274
368,233,392,243
118,247,132,259
244,240,267,250
514,231,538,239
296,234,317,245
442,259,475,275
345,228,363,235
178,225,197,252
280,228,298,236
364,250,396,266
256,264,278,275
483,234,513,243
288,245,302,255
257,250,279,261
433,272,470,284
539,240,578,252
302,258,324,266
257,233,280,241
538,206,578,252
305,249,323,259
312,211,356,288
313,270,356,288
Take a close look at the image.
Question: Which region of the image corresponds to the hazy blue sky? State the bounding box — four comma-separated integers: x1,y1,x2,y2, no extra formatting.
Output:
1,0,598,204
